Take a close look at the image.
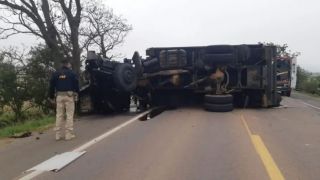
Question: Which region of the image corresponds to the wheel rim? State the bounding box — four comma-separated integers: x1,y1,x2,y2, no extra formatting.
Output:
123,70,134,83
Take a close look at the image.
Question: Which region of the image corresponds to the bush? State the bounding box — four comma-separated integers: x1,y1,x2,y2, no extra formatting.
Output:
302,78,319,95
24,107,46,120
0,46,55,123
0,105,51,129
25,46,55,113
0,113,15,128
296,66,320,95
0,52,32,122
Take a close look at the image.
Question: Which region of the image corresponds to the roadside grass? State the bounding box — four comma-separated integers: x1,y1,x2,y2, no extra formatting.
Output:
0,115,55,138
294,90,320,99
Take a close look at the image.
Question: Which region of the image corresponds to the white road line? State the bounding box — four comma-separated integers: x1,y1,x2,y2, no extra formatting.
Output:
302,102,320,110
19,171,44,180
72,110,152,152
18,109,154,180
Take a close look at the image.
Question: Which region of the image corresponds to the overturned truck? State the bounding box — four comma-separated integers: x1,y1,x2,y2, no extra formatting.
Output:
80,44,281,113
79,53,137,113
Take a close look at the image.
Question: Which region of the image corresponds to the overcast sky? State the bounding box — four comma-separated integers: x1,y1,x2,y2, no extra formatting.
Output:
104,0,320,72
0,0,319,72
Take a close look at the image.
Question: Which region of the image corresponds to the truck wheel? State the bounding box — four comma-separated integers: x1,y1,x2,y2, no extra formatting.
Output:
204,94,234,112
205,45,234,54
276,93,282,106
204,103,234,112
204,94,233,104
113,63,137,92
271,93,282,107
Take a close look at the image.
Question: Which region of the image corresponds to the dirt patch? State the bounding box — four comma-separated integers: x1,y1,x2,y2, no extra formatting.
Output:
0,138,13,148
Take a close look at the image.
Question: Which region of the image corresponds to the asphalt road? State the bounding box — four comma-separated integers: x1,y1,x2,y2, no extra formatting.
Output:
0,113,138,180
1,91,320,180
35,92,320,180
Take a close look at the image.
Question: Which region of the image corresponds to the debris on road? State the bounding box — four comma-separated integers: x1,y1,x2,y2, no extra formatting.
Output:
10,132,32,138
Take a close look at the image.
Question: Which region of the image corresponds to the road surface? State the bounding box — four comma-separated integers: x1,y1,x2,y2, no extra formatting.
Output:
0,113,138,180
1,91,320,180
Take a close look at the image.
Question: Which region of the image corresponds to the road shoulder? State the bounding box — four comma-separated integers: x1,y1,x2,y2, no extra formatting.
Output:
0,113,137,180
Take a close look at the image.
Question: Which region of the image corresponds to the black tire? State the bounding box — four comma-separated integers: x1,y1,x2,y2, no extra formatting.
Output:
204,103,234,112
113,63,137,92
273,93,282,107
206,45,234,54
203,54,236,65
204,94,233,104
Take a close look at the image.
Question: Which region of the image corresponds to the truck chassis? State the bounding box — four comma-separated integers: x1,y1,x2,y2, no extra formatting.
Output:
80,44,281,113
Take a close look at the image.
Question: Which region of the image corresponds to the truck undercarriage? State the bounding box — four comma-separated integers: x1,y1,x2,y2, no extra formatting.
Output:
80,44,281,113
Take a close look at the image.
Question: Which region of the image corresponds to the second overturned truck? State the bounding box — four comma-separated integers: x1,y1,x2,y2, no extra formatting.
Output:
80,44,281,113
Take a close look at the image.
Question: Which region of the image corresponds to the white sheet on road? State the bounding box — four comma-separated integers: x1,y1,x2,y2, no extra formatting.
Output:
26,151,86,172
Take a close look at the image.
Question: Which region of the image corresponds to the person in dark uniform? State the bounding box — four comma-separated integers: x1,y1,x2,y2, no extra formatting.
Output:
49,60,79,140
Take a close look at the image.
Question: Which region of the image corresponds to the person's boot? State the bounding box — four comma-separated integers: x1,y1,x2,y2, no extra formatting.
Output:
55,132,62,141
65,133,76,140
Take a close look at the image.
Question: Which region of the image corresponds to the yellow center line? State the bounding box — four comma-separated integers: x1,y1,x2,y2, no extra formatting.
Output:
241,115,285,180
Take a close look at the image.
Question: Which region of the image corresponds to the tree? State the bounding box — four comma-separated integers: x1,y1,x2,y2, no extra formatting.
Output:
0,53,4,114
25,45,56,113
0,45,58,121
261,42,301,59
0,0,132,73
295,66,320,95
296,66,309,90
0,49,31,122
81,2,132,58
0,0,82,73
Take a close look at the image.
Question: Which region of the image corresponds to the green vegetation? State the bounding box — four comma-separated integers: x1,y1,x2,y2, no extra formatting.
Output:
0,105,55,138
296,66,320,95
0,48,56,136
0,0,132,138
0,115,54,138
0,46,55,123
